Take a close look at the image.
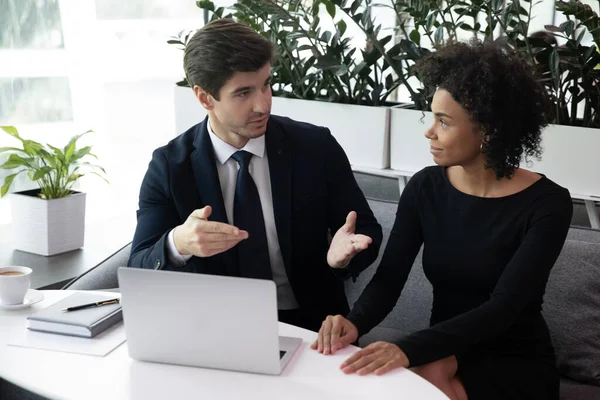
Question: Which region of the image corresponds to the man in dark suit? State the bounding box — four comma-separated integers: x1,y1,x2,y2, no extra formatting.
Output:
128,19,382,331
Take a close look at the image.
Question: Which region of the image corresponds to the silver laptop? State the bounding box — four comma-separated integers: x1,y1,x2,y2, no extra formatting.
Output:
118,267,302,375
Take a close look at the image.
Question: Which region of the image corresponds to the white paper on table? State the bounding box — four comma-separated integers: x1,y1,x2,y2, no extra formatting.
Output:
7,321,126,357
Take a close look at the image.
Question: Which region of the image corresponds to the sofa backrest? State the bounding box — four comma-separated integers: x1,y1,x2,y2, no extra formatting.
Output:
542,231,600,385
345,200,433,334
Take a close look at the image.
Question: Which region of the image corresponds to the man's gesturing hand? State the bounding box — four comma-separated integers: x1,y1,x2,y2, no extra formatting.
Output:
327,211,373,268
173,206,248,257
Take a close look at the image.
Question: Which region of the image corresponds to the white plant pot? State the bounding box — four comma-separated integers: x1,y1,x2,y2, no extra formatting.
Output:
173,87,391,169
10,191,86,256
525,124,600,199
389,108,600,201
173,86,207,135
271,98,390,169
390,108,435,173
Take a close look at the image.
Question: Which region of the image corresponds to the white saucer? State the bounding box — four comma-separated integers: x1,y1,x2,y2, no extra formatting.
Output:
0,289,45,310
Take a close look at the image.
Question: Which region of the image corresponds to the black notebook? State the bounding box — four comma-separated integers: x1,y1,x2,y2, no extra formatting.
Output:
27,292,123,338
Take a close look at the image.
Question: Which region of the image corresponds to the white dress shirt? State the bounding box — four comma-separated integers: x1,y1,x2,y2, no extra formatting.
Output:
166,120,299,309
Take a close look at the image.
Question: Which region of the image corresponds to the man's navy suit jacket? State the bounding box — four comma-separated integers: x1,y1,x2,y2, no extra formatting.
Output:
128,115,382,322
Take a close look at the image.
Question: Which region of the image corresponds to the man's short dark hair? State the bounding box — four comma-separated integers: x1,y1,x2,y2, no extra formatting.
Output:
184,19,275,100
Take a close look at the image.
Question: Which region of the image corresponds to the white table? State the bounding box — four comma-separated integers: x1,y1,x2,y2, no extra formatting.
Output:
0,291,448,400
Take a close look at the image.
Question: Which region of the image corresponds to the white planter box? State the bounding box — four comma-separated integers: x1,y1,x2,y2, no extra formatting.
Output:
173,87,390,169
390,108,435,173
173,86,207,135
389,108,600,201
10,191,86,256
525,124,600,199
271,98,390,169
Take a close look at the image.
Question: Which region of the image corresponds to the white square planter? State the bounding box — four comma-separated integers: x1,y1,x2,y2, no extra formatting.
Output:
390,108,435,173
10,191,86,256
525,124,600,199
174,86,207,135
271,98,390,169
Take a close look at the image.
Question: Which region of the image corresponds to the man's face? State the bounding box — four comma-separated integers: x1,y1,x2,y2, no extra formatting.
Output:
196,63,272,147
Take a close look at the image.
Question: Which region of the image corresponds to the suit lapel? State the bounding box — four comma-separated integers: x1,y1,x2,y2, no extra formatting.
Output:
191,119,237,275
191,118,228,223
266,119,293,278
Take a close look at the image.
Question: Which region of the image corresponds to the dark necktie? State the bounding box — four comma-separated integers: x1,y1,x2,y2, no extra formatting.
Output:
231,151,272,280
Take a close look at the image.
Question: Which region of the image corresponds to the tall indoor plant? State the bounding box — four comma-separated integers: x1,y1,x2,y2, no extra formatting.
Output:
0,126,107,256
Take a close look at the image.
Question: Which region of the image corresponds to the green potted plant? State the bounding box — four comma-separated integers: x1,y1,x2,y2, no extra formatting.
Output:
0,126,107,256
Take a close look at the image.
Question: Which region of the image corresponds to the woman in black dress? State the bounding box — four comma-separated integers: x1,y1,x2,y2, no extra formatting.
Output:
312,41,572,400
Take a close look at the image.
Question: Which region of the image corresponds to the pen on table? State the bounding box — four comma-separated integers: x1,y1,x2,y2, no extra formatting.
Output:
62,298,120,312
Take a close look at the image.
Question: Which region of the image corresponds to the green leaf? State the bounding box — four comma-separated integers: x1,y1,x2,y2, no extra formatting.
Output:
549,48,560,81
560,20,575,37
196,0,214,11
315,55,341,69
0,147,26,154
0,171,25,197
48,145,66,162
32,167,52,181
337,20,347,36
37,148,57,167
425,11,437,32
320,31,332,43
0,154,30,169
63,130,91,162
312,0,321,17
434,25,444,45
325,0,336,18
575,29,586,46
77,162,107,175
545,25,564,33
22,140,44,156
409,29,421,46
0,126,19,138
70,146,94,163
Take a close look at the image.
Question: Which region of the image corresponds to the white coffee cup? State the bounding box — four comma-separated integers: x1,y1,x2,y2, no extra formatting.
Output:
0,266,33,305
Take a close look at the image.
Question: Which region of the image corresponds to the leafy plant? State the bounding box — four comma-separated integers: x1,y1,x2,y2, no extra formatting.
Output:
0,126,108,199
385,0,600,127
170,0,600,127
171,0,401,106
536,0,600,127
167,29,196,87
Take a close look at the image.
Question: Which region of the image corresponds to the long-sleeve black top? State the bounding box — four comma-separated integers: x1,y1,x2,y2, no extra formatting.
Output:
347,166,573,367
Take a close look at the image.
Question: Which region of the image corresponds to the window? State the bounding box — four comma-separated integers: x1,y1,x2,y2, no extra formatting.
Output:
0,0,235,224
1,0,64,49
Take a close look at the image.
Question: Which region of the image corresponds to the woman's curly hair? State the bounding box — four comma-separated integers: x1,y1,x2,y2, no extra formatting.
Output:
414,40,553,179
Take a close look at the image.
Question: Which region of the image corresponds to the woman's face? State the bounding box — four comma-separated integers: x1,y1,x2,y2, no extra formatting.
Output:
425,88,483,168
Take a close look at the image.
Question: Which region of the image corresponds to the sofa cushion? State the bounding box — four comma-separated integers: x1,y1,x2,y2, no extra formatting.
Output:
566,227,600,245
560,378,600,400
543,239,600,385
346,200,433,335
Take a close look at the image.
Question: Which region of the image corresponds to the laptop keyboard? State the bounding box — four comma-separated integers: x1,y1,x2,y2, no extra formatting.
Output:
279,350,287,359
